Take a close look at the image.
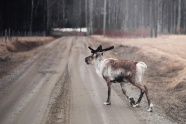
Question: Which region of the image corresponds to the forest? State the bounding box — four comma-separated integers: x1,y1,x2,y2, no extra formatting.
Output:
0,0,186,37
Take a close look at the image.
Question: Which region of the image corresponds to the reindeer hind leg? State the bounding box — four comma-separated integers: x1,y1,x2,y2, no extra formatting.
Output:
120,82,135,106
133,83,153,112
133,89,144,107
144,85,154,112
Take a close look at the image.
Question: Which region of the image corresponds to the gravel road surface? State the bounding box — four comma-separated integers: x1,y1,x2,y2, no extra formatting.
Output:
0,37,175,124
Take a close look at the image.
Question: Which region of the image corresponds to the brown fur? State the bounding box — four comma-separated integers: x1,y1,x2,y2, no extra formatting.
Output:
109,60,137,76
102,59,137,83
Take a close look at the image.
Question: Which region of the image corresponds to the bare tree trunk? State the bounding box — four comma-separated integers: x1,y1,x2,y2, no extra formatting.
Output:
177,0,182,34
150,0,153,37
85,0,88,35
79,0,82,32
103,0,107,36
157,0,163,33
89,0,93,34
141,0,144,28
134,2,137,30
154,0,158,37
108,0,111,30
30,0,34,33
62,0,65,28
124,0,129,30
46,0,50,35
150,0,157,37
173,0,177,34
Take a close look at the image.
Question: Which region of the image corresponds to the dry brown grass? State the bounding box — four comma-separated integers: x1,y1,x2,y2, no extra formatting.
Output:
0,36,54,52
93,35,186,90
0,36,55,78
93,35,186,124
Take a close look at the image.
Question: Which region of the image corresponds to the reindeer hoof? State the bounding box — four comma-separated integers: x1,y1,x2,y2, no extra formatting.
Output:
103,102,111,105
129,97,135,106
133,103,140,108
147,103,154,112
147,107,153,112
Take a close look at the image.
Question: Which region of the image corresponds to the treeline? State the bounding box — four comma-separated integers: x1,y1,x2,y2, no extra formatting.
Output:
83,0,186,37
0,0,47,33
0,0,186,37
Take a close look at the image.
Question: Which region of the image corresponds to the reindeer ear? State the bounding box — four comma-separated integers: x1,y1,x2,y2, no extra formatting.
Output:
97,45,102,51
98,45,102,49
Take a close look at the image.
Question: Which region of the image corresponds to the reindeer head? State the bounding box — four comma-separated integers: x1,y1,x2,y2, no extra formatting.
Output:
85,45,114,65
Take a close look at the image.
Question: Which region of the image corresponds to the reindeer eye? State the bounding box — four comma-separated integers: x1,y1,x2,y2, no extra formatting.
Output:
95,54,100,58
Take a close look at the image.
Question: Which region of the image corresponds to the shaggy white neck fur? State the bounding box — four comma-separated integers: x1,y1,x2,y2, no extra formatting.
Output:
94,56,108,77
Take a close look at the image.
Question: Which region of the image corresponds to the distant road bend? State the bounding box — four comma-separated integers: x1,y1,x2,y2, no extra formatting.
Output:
0,37,141,124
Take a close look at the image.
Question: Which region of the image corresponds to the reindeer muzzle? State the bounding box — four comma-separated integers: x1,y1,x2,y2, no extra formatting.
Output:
85,57,89,64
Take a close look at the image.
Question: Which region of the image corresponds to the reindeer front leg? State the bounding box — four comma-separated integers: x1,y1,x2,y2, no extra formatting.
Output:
104,81,111,105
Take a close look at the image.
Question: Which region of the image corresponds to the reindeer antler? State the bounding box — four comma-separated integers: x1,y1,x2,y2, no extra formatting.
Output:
100,46,114,52
88,45,114,54
88,45,102,54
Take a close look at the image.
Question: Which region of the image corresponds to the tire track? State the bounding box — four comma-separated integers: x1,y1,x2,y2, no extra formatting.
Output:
44,37,75,124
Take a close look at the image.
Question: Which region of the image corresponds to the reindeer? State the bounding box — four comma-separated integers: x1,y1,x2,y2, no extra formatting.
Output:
85,45,153,112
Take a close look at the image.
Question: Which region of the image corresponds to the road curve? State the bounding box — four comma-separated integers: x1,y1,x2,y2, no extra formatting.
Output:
0,37,141,124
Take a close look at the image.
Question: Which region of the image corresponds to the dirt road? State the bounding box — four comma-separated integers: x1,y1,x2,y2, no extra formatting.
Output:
0,37,175,124
0,36,140,124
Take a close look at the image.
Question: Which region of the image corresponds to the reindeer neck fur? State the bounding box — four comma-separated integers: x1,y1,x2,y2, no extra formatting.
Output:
93,55,109,77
